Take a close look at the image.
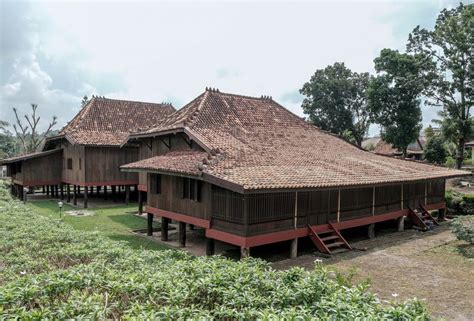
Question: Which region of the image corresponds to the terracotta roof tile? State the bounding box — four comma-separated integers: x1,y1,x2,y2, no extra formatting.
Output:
130,89,470,190
49,97,175,146
0,149,62,164
121,150,208,176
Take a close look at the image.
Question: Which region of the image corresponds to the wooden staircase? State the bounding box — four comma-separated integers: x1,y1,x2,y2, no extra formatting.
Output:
308,223,352,255
408,203,439,231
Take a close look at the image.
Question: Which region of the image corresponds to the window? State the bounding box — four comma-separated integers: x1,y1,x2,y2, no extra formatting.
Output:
67,158,73,170
151,174,162,194
181,178,202,202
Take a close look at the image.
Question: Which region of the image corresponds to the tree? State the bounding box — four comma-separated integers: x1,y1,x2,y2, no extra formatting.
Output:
12,104,58,153
368,49,426,157
407,3,473,168
300,62,372,146
81,95,90,108
0,120,17,158
424,135,448,164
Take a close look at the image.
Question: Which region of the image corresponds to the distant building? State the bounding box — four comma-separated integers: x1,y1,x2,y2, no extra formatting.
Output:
362,137,426,160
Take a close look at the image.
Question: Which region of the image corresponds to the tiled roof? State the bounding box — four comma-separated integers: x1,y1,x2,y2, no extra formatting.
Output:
0,149,62,164
48,97,175,147
365,137,424,155
130,88,470,191
121,150,208,176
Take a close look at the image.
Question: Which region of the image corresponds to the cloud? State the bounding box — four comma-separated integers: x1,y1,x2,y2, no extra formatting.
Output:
0,1,126,131
1,0,459,136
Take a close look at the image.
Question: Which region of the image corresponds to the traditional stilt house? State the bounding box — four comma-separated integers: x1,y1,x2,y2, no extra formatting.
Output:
2,97,175,207
122,88,469,257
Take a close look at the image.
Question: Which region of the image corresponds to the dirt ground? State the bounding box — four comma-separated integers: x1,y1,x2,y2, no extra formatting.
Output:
273,224,474,320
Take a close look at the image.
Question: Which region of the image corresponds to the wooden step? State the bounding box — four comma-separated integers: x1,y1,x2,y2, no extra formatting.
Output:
320,235,339,242
326,241,344,248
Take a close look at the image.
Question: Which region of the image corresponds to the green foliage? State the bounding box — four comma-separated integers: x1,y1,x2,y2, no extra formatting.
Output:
424,135,448,164
407,3,473,169
451,216,474,244
300,62,372,146
368,49,425,157
445,155,456,168
445,190,474,215
0,120,18,158
0,183,430,319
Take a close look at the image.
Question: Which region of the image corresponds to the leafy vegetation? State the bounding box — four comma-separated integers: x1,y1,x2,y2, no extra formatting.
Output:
407,3,473,169
424,135,447,164
451,216,474,244
368,49,425,157
0,183,430,319
300,62,372,146
445,190,474,215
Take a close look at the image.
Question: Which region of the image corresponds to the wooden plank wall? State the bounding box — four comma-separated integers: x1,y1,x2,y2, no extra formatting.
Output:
62,144,85,183
23,152,62,184
85,146,138,183
148,173,211,219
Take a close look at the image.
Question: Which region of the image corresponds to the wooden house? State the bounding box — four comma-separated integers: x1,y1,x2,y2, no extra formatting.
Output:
2,97,175,207
122,88,470,257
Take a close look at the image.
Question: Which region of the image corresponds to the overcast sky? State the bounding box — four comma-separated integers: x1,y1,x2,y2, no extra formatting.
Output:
0,0,470,136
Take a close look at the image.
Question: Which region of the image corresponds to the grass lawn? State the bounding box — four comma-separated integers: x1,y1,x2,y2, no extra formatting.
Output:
27,200,168,251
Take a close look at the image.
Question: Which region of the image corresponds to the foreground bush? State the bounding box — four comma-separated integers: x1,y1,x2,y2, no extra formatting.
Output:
0,184,429,319
451,216,474,244
445,190,474,215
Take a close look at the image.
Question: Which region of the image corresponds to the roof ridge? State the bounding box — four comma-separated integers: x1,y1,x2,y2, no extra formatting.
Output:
205,87,273,102
183,90,210,127
94,96,175,107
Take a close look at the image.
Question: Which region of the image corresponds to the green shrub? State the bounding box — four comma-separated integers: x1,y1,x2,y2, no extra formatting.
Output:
0,184,430,319
451,216,474,244
445,156,456,168
445,190,474,215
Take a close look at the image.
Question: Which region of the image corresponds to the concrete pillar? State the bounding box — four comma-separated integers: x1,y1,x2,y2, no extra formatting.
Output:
438,208,446,221
397,216,405,232
179,222,186,247
290,238,298,258
147,213,153,236
23,188,27,203
240,247,250,259
138,191,143,215
161,217,169,241
368,224,375,239
206,238,215,256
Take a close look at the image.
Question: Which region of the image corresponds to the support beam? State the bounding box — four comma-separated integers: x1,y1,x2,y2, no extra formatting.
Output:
147,213,153,236
111,186,117,202
60,184,64,200
240,247,250,259
73,185,77,206
23,187,27,203
138,191,143,215
46,185,50,197
290,238,298,258
67,184,71,203
42,185,45,194
397,216,405,232
161,217,169,241
83,186,88,209
125,185,130,205
206,238,215,256
104,186,108,200
438,208,446,221
179,222,186,247
368,223,375,239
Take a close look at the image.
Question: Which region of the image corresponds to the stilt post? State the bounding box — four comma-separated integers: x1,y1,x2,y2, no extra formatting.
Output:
161,217,169,241
147,213,153,236
206,238,215,256
179,222,186,247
